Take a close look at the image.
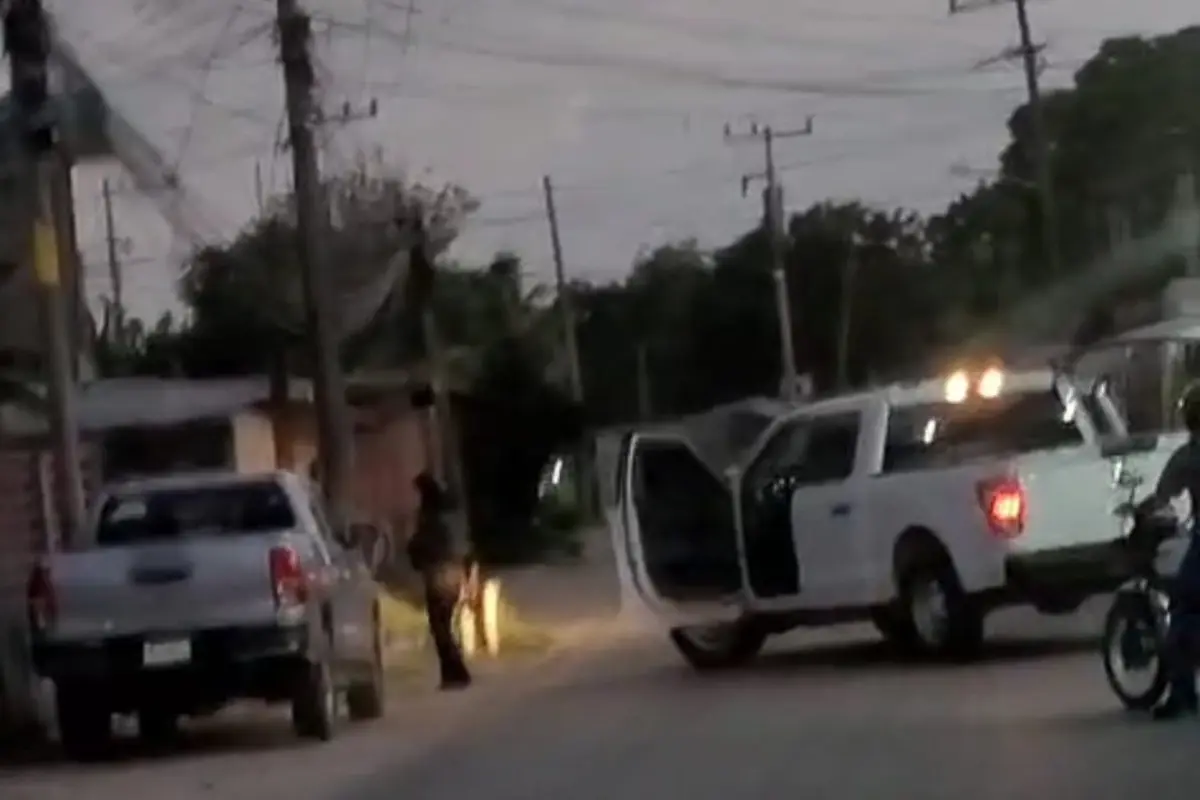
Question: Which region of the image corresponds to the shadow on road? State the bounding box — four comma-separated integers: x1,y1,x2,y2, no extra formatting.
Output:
0,715,307,776
750,633,1098,674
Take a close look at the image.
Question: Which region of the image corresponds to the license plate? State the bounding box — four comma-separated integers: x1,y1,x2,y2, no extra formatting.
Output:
143,639,191,667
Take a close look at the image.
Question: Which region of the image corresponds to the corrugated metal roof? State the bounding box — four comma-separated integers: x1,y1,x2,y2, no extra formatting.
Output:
74,377,313,431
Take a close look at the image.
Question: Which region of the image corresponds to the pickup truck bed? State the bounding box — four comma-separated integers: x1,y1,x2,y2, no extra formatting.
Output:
27,470,384,759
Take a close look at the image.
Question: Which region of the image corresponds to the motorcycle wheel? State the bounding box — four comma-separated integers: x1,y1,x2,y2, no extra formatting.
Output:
1102,591,1169,711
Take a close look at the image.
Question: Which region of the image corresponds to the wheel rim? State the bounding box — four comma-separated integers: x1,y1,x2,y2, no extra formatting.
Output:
679,624,736,652
910,578,948,646
1107,612,1161,697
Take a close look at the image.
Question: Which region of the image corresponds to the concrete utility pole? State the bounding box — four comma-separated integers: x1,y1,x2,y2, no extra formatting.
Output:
834,240,859,390
950,0,1061,277
3,0,87,542
274,0,354,524
101,178,124,339
635,341,652,421
724,117,813,401
542,174,594,516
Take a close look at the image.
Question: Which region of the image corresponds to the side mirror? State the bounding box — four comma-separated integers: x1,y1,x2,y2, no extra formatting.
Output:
1100,433,1159,460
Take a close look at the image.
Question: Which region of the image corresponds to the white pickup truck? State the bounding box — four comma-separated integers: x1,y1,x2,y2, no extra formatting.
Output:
605,364,1187,669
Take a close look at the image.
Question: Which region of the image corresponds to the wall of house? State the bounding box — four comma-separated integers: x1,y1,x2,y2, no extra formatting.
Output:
231,410,279,474
0,442,100,737
262,403,428,538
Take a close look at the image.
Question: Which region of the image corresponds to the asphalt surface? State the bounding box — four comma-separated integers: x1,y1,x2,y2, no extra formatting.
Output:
5,602,1200,800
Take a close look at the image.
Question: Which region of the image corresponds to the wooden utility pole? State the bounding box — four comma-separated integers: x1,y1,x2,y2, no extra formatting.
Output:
101,178,123,338
3,0,87,542
950,0,1060,277
274,0,354,524
724,117,813,400
542,174,593,515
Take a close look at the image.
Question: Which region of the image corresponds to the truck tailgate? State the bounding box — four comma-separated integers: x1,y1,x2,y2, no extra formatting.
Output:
48,534,286,640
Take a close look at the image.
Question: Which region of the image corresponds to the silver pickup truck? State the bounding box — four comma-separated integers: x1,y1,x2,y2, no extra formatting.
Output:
28,470,384,759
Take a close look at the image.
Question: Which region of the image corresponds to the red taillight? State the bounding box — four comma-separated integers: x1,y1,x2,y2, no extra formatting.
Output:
269,546,308,608
27,561,56,631
977,477,1025,538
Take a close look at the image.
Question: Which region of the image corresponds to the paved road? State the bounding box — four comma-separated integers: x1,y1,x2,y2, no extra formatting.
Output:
6,602,1200,800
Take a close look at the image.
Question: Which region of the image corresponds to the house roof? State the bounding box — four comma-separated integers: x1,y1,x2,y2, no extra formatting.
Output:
0,371,441,436
74,377,310,431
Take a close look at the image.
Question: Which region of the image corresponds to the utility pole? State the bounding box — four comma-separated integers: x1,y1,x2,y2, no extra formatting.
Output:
724,117,813,401
542,174,593,515
101,178,123,339
3,0,87,542
834,241,859,390
950,0,1060,277
1176,167,1199,277
542,175,584,408
635,341,652,421
274,0,354,524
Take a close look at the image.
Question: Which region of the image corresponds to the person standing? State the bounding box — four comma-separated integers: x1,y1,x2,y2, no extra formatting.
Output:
407,471,473,689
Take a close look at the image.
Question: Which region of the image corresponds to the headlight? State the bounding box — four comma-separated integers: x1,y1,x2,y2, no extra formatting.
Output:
944,370,969,403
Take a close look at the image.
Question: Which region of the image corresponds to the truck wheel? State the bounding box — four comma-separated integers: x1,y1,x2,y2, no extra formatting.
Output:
55,683,113,761
347,614,386,721
668,621,767,671
899,559,983,661
870,607,918,651
137,708,180,745
291,659,337,741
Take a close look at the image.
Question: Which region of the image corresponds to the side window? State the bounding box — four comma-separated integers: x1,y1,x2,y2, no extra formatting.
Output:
743,420,811,496
794,413,860,485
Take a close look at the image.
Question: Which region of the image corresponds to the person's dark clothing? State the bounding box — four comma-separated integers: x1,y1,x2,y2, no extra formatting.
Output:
423,561,472,688
407,475,470,570
408,473,472,689
1141,439,1200,717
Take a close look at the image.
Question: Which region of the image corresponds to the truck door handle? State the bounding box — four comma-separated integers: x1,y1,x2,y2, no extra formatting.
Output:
831,502,852,517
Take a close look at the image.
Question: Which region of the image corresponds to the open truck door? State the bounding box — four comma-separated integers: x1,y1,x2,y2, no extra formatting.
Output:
599,399,790,668
611,430,743,626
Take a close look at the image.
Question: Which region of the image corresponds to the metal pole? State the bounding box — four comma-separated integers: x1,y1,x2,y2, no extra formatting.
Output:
276,0,354,524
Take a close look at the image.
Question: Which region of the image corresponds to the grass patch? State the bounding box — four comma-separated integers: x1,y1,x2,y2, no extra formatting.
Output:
376,583,554,673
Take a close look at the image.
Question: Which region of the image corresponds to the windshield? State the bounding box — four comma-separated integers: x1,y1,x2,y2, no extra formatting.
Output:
96,480,295,546
883,390,1082,473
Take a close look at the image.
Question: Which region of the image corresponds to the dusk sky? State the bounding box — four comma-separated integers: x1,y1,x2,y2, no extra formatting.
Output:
41,0,1199,323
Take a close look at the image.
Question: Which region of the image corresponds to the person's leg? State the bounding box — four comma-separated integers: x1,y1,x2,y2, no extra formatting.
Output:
1154,538,1200,718
423,562,472,688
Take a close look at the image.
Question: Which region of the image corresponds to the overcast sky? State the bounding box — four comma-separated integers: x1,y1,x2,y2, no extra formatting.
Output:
43,0,1199,323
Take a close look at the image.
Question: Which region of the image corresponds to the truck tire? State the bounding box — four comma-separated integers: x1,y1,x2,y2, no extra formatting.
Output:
870,607,919,650
137,708,180,745
668,621,767,671
898,559,983,661
291,658,337,741
55,683,113,761
347,614,386,721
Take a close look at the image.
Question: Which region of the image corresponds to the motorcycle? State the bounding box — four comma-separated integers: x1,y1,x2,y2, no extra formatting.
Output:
1100,465,1187,710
